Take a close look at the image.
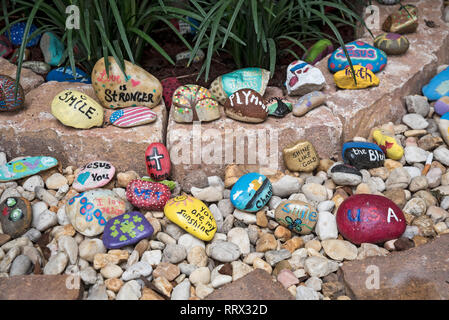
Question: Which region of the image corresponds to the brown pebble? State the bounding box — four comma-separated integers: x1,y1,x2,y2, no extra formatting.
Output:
394,237,415,251
218,263,233,276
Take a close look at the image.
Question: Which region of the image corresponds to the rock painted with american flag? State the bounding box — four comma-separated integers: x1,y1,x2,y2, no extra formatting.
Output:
109,106,157,128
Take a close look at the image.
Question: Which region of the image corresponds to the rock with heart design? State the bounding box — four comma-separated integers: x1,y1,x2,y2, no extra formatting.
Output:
374,33,409,55
439,112,449,146
336,194,406,244
285,60,326,96
224,88,268,123
265,97,292,117
172,84,220,123
91,57,162,109
109,107,157,128
161,77,181,110
283,140,320,172
145,143,171,181
372,129,404,160
275,200,318,235
230,172,273,212
334,65,380,90
342,141,385,170
51,90,104,129
293,91,326,117
72,161,115,192
0,75,25,112
102,211,154,249
434,96,449,116
164,195,217,241
422,67,449,101
0,197,32,238
46,67,91,84
382,4,418,34
302,39,333,65
126,180,171,211
0,156,58,182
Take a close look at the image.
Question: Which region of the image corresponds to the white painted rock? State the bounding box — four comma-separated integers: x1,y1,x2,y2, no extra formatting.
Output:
73,161,115,192
285,60,325,96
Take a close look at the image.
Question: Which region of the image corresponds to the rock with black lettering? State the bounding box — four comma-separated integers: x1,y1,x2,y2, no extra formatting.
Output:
224,88,268,123
282,140,320,172
329,164,362,186
72,161,115,192
275,200,317,235
342,142,385,170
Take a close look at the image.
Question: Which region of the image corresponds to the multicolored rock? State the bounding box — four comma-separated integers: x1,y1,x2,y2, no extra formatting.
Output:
0,35,13,58
230,172,273,212
374,33,409,55
303,39,333,65
102,211,154,249
275,200,317,235
224,88,268,123
439,112,449,146
172,84,220,123
334,66,380,90
434,96,449,116
0,75,24,112
328,41,387,73
0,156,58,182
109,107,157,128
40,32,64,66
422,67,449,101
164,195,217,241
161,77,181,109
4,22,41,47
209,68,270,104
372,129,404,160
46,66,91,84
126,180,171,211
72,161,115,192
336,194,406,244
382,4,418,34
342,141,385,170
145,143,171,181
292,91,326,117
0,197,32,238
265,97,292,117
285,60,326,96
283,140,320,172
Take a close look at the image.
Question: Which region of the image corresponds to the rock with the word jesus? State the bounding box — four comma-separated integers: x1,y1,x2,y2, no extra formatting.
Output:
302,39,333,65
0,75,24,112
342,141,385,170
275,200,317,235
72,161,115,192
336,194,406,244
265,97,292,118
109,106,157,128
145,142,171,181
439,112,449,146
372,129,404,160
285,60,326,96
292,91,326,117
224,88,268,123
126,179,171,211
0,156,58,182
382,4,418,34
91,56,162,109
422,66,449,101
230,172,273,213
334,65,380,90
0,197,32,239
374,33,409,55
282,140,320,172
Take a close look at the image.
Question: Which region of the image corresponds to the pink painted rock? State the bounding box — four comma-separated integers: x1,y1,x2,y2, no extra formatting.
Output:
145,142,171,181
277,269,299,289
125,179,171,211
336,194,406,245
73,160,115,192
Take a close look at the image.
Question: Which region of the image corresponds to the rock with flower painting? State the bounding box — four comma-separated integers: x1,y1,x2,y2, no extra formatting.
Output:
230,172,273,212
275,200,317,235
72,161,115,192
126,180,171,211
285,60,326,96
224,88,268,123
382,4,418,34
102,211,154,249
91,57,162,109
0,197,32,239
145,143,171,181
164,195,217,241
265,97,292,118
0,75,25,112
374,33,409,55
0,156,58,182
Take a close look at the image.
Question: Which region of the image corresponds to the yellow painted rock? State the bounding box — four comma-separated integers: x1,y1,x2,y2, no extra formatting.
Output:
51,90,104,129
164,195,217,241
91,57,162,109
373,129,404,160
334,66,379,90
283,140,320,172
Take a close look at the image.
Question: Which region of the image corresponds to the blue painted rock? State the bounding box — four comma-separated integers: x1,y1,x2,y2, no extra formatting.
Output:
382,4,418,34
328,41,387,73
342,141,385,170
4,22,41,47
285,60,326,96
374,33,409,55
439,112,449,146
109,107,157,128
265,97,292,117
72,161,115,192
329,164,363,186
0,197,32,238
274,200,317,235
224,88,268,123
0,156,58,182
40,32,64,66
423,67,449,101
102,211,154,249
434,96,449,116
336,194,406,244
126,180,171,211
230,172,273,212
302,39,333,65
145,143,171,181
0,75,24,112
46,66,91,84
0,35,13,58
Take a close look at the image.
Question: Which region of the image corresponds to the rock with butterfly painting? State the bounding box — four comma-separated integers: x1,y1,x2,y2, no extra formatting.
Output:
0,75,25,112
274,200,318,235
285,60,326,96
0,197,32,239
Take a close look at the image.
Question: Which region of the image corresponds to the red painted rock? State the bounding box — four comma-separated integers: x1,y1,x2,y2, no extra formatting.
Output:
145,142,171,181
125,179,171,211
336,194,406,245
161,77,180,110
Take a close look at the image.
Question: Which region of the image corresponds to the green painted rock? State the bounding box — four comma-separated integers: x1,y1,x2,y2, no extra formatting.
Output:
303,39,333,65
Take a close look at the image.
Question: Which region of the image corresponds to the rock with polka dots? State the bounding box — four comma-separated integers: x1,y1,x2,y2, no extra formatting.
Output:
224,88,268,123
126,179,171,211
0,197,32,239
91,57,163,109
0,75,24,112
4,22,41,47
161,77,181,110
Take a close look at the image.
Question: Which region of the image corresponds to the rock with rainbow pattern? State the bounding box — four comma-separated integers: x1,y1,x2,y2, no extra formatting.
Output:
0,75,24,112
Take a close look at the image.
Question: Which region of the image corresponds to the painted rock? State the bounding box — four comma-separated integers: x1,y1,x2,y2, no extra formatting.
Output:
382,4,418,34
342,141,385,169
224,88,268,123
303,39,333,65
434,96,449,116
0,197,32,238
126,180,171,211
173,17,200,35
328,41,387,73
51,90,104,129
66,189,128,236
422,67,449,101
374,33,409,55
293,91,326,117
141,177,176,191
145,143,171,181
0,35,13,58
0,156,58,182
172,84,220,123
275,200,318,235
164,195,217,241
439,112,449,146
373,129,404,160
0,75,25,112
109,107,157,128
161,77,181,109
230,172,273,212
4,22,41,47
265,97,292,117
285,60,326,96
22,61,51,75
210,68,270,104
336,194,406,244
283,140,319,172
46,66,91,84
334,65,380,90
72,161,115,192
40,32,64,66
91,57,162,109
175,49,205,66
329,164,363,186
102,211,154,249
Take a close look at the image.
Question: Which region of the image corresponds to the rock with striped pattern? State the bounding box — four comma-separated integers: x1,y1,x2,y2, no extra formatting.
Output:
0,75,24,112
109,106,157,128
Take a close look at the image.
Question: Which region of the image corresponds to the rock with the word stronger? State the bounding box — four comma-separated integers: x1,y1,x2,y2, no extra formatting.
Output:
438,113,449,146
0,197,32,238
73,160,115,192
292,91,326,117
0,75,25,112
422,66,449,101
230,172,272,213
372,129,404,160
283,140,320,172
382,4,418,34
109,107,157,128
275,200,318,235
374,33,409,55
342,141,385,170
224,88,268,123
126,179,171,211
334,65,379,90
0,156,58,182
285,60,325,96
336,194,406,244
145,143,171,181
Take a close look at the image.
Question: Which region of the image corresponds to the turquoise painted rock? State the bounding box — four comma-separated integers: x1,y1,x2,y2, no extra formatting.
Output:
439,112,449,146
40,32,64,66
303,39,333,65
422,67,449,101
230,172,273,212
328,41,387,73
0,156,58,182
